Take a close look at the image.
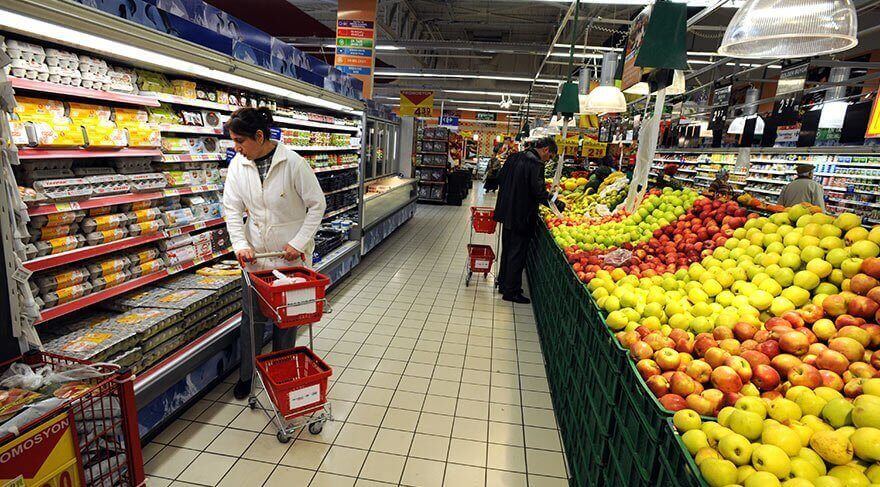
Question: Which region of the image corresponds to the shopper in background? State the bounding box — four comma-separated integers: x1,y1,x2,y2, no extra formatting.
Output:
778,164,826,211
656,164,684,190
708,168,733,198
494,137,564,304
222,107,327,399
484,145,503,193
585,154,616,193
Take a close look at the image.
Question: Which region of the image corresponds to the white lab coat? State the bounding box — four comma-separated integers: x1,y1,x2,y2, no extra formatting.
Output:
222,143,327,270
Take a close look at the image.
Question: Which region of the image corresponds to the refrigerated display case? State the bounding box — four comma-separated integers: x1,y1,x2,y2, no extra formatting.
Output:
364,117,400,180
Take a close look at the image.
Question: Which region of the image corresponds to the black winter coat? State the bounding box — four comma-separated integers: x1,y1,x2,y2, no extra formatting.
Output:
493,149,550,232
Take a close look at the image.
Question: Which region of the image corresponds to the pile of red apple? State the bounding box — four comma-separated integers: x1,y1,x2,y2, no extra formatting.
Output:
618,258,880,416
564,198,752,282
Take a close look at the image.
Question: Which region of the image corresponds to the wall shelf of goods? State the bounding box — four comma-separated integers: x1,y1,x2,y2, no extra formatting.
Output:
414,126,451,202
0,16,370,439
649,147,880,224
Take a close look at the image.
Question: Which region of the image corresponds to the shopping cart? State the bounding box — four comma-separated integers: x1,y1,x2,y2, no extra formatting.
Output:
241,252,333,443
465,206,500,286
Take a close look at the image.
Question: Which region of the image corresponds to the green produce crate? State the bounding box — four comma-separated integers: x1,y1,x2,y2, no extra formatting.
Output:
656,419,708,487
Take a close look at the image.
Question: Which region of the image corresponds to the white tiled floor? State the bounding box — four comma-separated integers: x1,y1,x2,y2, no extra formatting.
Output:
144,188,569,487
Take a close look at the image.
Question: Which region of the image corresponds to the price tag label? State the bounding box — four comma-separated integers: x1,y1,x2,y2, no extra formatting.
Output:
163,189,177,197
166,228,181,237
168,264,183,274
54,202,80,212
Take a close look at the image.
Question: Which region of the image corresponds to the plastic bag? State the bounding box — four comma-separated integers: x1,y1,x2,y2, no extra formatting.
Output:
602,248,632,267
0,362,115,391
594,204,612,217
0,397,64,436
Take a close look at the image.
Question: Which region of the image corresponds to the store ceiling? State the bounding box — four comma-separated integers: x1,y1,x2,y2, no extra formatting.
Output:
209,0,880,120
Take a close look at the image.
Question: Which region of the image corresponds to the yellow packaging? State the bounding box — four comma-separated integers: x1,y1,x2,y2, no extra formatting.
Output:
67,102,112,121
14,97,66,119
81,119,126,148
103,271,128,288
114,108,150,124
47,236,80,254
124,126,161,148
171,80,197,99
29,120,87,147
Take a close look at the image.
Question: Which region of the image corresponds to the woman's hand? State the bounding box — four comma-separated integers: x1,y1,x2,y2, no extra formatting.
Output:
283,244,303,261
235,248,255,263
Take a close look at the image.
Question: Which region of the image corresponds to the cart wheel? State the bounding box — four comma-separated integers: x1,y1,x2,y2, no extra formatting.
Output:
308,421,324,435
248,397,258,410
276,431,291,443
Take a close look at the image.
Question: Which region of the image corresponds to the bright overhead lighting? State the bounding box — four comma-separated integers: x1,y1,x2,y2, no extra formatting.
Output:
374,71,565,83
539,0,741,6
444,90,528,97
688,59,782,68
548,52,603,59
0,9,358,113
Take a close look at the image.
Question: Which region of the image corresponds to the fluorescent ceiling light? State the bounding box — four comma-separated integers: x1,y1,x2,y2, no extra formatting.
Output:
389,104,516,114
376,95,553,108
548,52,603,59
0,9,358,113
375,71,564,83
444,90,528,97
539,0,740,6
553,44,723,57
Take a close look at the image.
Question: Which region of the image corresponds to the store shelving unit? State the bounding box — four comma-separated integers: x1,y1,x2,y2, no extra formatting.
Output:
415,126,451,203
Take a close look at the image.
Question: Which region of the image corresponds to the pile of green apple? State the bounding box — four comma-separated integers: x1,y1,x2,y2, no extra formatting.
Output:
674,384,880,487
549,187,700,250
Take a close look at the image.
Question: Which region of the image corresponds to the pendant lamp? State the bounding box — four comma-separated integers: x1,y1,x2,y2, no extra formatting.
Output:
585,52,627,114
623,70,687,96
554,82,581,116
718,0,858,59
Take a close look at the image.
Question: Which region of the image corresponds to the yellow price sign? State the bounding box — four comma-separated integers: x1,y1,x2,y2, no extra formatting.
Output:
0,413,81,486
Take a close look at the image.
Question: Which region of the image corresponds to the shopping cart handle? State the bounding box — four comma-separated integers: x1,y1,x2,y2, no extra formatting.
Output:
254,252,287,259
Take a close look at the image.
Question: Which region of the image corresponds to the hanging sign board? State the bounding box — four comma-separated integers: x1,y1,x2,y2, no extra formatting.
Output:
476,113,497,121
866,87,880,138
0,413,81,486
581,138,607,158
621,5,652,91
335,0,378,98
439,115,459,129
711,85,732,148
773,61,809,126
399,90,434,116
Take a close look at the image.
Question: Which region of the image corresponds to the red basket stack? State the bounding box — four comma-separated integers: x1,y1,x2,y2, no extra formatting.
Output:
467,244,496,276
247,266,330,328
470,206,497,234
255,347,333,419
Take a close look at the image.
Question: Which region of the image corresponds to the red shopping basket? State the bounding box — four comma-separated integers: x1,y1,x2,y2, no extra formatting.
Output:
256,347,332,419
471,206,497,234
467,244,496,275
247,266,330,328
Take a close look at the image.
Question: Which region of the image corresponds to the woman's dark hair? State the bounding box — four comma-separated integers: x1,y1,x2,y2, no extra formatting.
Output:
533,136,558,154
225,107,273,140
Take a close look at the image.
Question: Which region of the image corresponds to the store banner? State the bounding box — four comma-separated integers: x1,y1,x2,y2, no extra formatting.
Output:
0,413,80,486
621,5,652,91
400,91,435,116
336,0,378,99
439,115,460,129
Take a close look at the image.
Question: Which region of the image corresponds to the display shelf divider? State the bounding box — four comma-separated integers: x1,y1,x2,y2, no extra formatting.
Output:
313,163,359,173
27,185,220,216
18,148,163,159
10,77,162,107
141,91,236,111
323,204,358,220
160,153,227,163
158,124,224,135
273,115,361,132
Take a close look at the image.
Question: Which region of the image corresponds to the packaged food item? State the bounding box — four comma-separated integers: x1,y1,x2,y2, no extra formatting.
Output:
127,173,167,192
113,307,182,341
44,325,134,362
128,220,165,237
80,173,130,196
32,178,92,201
29,210,86,229
42,281,93,308
87,206,115,217
114,107,160,148
178,109,204,126
128,258,166,278
171,80,197,99
88,256,130,279
158,234,193,251
91,269,130,292
165,244,196,267
28,223,79,242
163,208,195,228
35,267,90,294
0,389,45,422
12,97,85,148
146,103,178,125
191,232,213,257
160,273,238,293
33,234,86,257
18,186,48,206
127,248,161,266
85,227,127,246
125,208,163,224
49,382,92,400
120,199,159,213
161,137,191,154
81,213,129,233
196,262,241,277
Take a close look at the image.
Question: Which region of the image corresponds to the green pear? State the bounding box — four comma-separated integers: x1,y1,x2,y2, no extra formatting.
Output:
719,407,737,427
731,409,765,441
738,465,757,483
823,398,855,428
782,479,816,487
852,395,880,429
798,447,828,476
738,396,769,419
696,447,722,466
814,476,845,487
865,464,880,483
769,398,803,422
798,394,830,417
850,427,880,462
829,465,870,487
752,444,792,479
862,378,880,397
762,423,803,456
682,429,710,455
701,458,739,487
708,425,736,447
789,457,821,481
803,415,836,433
720,433,755,466
811,430,855,466
745,471,781,486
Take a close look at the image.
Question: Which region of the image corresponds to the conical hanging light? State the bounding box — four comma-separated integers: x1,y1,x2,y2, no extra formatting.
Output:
585,52,627,114
623,70,687,96
718,0,858,59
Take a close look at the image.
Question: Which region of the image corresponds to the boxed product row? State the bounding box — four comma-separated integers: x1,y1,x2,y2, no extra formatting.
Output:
419,141,447,153
325,191,358,214
303,153,358,169
4,39,136,92
280,128,352,147
418,185,444,200
317,170,358,192
139,71,277,110
148,103,222,129
416,168,446,182
419,127,448,140
11,97,160,148
274,108,357,126
415,153,447,166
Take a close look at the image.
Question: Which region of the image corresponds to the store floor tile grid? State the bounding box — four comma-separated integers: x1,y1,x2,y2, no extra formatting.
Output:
143,189,569,487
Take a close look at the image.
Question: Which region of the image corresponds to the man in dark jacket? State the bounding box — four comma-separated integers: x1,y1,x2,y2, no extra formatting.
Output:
585,154,615,193
494,137,561,304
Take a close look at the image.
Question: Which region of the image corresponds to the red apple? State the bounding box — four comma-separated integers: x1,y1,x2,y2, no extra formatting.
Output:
685,393,715,416
740,350,771,370
863,257,880,279
816,349,850,375
713,327,734,341
808,343,829,356
752,364,781,391
819,370,844,390
734,321,758,341
848,296,880,319
741,339,759,351
829,337,865,362
694,336,718,357
711,365,744,393
761,390,783,401
705,347,732,369
803,354,818,366
658,394,687,411
630,341,654,361
685,359,712,383
669,329,690,343
765,317,791,330
779,332,810,356
867,285,880,303
844,378,865,398
771,354,802,377
797,304,825,324
646,375,670,397
678,353,694,371
617,330,640,348
871,350,880,369
719,339,742,356
795,327,818,345
861,324,880,348
701,389,724,412
635,326,652,338
753,330,771,343
636,359,662,379
644,333,672,352
725,356,753,383
788,363,822,389
849,362,878,379
782,311,806,328
670,371,697,396
654,348,681,371
823,294,848,317
722,391,744,407
850,273,879,295
836,315,866,329
674,338,695,354
756,340,781,359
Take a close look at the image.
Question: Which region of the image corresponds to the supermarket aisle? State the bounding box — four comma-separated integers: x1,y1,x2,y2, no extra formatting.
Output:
143,187,568,487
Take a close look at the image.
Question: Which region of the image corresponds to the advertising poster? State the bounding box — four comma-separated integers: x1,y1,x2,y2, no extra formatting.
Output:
621,5,652,91
400,91,434,116
336,0,378,98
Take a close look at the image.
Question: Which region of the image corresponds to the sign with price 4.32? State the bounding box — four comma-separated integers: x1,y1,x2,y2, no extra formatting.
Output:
0,413,81,486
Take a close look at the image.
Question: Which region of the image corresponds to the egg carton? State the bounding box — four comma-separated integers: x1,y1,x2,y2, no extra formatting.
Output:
159,273,238,293
31,234,86,259
107,286,214,315
81,213,129,233
126,173,167,193
27,223,80,243
29,210,86,229
91,269,131,293
128,219,165,237
140,333,187,368
127,258,166,279
112,307,183,342
140,322,184,352
41,280,93,309
87,255,131,280
126,248,161,266
31,177,93,202
34,266,90,295
108,347,142,368
42,324,137,362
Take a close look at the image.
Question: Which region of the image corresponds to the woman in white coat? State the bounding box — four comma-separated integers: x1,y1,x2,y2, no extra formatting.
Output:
222,107,327,399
